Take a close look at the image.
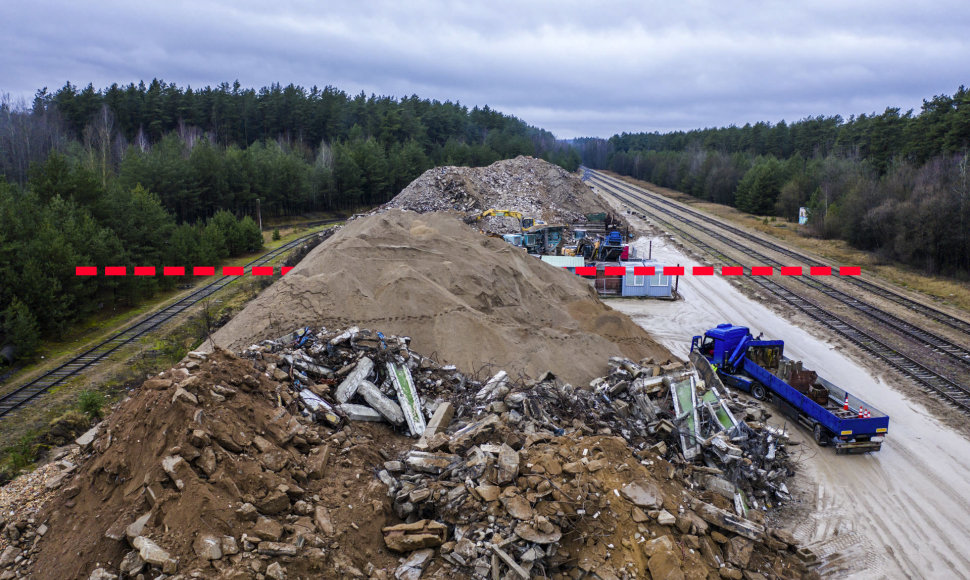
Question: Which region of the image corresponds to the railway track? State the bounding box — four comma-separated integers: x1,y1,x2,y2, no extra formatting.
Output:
586,171,970,372
584,169,970,413
0,227,335,419
587,170,970,337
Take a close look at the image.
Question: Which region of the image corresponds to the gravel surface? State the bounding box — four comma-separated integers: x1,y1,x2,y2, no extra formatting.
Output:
601,208,970,579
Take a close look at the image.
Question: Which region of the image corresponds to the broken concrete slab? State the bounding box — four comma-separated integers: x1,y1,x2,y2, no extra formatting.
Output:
300,390,339,425
496,444,519,484
382,520,448,553
396,548,435,580
448,414,501,454
358,379,406,425
75,424,101,451
475,370,509,401
339,403,383,422
387,362,426,436
513,522,562,544
405,450,459,475
334,356,374,403
416,402,454,449
620,481,663,509
691,499,765,541
132,536,177,574
491,544,529,580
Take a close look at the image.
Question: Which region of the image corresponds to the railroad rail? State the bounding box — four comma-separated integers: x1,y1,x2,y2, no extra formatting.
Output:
584,170,970,413
587,170,970,336
0,226,335,419
586,171,970,371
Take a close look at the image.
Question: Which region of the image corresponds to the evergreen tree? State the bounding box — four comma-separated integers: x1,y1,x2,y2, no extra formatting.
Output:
2,297,40,362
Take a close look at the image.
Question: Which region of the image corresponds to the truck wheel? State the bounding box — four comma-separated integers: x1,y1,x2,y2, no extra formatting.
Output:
751,383,767,400
813,423,828,446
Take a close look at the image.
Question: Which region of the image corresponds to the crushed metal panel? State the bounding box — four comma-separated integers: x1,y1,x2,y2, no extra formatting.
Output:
388,362,427,436
670,372,701,461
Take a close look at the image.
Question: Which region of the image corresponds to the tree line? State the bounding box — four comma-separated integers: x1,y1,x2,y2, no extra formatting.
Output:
0,81,580,363
574,85,970,276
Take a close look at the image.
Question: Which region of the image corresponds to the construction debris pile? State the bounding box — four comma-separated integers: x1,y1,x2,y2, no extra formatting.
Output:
386,156,607,227
20,326,817,579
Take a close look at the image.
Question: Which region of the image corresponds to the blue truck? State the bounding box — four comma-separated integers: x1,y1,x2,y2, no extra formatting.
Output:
691,323,889,453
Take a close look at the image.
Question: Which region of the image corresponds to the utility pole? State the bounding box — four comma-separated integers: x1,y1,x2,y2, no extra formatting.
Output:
256,198,262,231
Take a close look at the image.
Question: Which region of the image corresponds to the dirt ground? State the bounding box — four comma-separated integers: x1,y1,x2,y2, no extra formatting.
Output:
604,229,970,579
208,209,671,387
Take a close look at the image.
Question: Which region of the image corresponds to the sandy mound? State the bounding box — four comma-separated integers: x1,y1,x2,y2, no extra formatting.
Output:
210,210,670,386
21,342,813,580
386,156,605,224
29,350,413,579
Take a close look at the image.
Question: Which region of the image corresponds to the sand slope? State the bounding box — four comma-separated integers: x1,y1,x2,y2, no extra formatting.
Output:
211,210,670,385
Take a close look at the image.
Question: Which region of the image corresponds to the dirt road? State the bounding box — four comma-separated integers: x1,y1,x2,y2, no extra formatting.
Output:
608,235,970,578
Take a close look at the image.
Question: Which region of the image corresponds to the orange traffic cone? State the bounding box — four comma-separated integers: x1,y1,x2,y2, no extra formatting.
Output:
865,409,872,418
843,394,849,411
858,406,865,418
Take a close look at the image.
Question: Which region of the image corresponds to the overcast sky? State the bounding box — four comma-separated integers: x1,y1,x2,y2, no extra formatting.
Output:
2,0,968,138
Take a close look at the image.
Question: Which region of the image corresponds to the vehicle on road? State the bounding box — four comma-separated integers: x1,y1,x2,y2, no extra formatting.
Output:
691,323,889,453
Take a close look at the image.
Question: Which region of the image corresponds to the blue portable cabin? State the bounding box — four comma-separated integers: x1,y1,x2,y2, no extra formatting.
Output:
619,260,672,298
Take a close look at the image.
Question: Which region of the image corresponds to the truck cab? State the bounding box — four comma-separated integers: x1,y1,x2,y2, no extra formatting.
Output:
691,324,778,372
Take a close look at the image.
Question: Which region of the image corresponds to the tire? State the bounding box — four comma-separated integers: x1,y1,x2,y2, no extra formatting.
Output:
751,383,767,401
813,423,828,446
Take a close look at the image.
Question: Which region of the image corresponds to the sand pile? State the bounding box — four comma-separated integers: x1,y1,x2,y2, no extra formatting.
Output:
386,156,605,225
209,209,669,387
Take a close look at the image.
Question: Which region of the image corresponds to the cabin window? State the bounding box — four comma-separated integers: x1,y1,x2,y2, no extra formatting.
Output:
627,274,645,287
700,336,715,356
650,275,669,287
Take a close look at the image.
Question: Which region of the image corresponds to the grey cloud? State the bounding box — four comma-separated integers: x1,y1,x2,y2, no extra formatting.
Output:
2,0,968,137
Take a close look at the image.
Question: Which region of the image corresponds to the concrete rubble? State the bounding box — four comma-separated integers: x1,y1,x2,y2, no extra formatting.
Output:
385,156,602,228
9,324,815,580
234,325,811,579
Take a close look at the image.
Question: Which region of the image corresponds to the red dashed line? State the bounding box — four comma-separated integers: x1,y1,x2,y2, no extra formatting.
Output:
75,265,859,279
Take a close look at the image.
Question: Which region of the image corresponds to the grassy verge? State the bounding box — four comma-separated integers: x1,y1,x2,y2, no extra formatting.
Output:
605,171,970,314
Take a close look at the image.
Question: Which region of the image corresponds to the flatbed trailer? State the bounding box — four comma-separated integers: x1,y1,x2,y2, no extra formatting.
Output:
691,324,889,453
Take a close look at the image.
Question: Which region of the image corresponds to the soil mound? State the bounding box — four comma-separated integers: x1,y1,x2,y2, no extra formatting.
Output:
20,334,813,580
28,349,413,579
386,156,605,224
209,209,669,386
